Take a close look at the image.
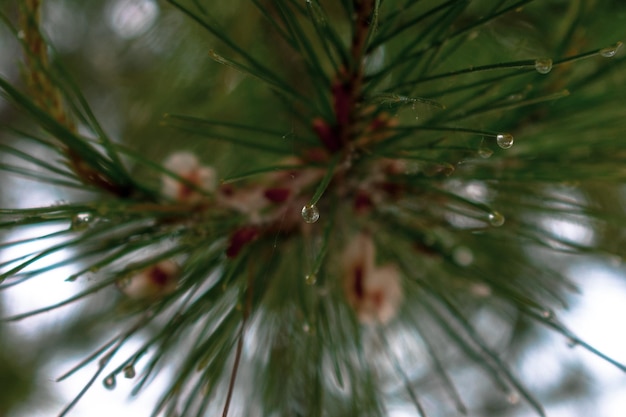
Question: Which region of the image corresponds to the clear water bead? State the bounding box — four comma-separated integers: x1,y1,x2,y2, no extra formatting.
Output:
103,374,116,390
507,391,520,405
496,133,514,149
487,211,505,227
305,274,317,285
566,337,578,348
600,41,623,58
301,204,320,223
441,163,455,176
453,246,474,266
71,212,93,230
478,146,493,159
123,365,136,379
534,58,553,74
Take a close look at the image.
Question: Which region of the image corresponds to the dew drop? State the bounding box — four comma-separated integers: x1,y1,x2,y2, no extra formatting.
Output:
116,275,132,290
441,163,455,176
301,204,320,223
542,309,554,319
534,58,553,74
566,337,578,348
103,374,116,390
71,212,94,230
425,163,455,177
600,41,623,58
487,211,505,227
609,255,622,267
496,133,514,149
471,283,492,297
478,146,493,159
123,365,136,379
302,323,311,333
453,246,474,266
305,274,317,286
507,391,520,405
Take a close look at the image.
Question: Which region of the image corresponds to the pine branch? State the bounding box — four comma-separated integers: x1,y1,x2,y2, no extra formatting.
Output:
1,1,626,417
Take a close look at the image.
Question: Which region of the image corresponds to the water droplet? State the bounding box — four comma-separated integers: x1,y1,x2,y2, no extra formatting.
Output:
471,283,492,297
600,41,623,58
507,391,520,405
116,275,132,290
441,163,455,176
542,309,554,319
609,255,622,267
103,374,116,390
305,274,317,285
71,212,93,230
487,211,505,227
496,133,514,149
301,204,320,223
65,275,79,282
534,58,553,74
123,365,136,379
425,163,455,177
303,323,311,333
566,337,578,348
453,246,474,266
478,146,493,159
17,30,25,39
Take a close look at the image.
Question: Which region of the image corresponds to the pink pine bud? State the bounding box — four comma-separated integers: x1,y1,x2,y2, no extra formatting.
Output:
312,117,341,152
226,226,260,258
342,233,403,325
118,260,179,300
162,152,216,203
264,187,291,203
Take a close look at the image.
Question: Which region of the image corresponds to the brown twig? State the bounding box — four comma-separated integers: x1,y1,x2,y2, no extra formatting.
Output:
18,2,135,198
334,0,376,149
19,0,75,131
221,262,255,417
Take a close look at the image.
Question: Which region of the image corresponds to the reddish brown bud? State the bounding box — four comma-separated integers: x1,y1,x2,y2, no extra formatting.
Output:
354,190,373,214
369,114,389,131
380,181,405,198
226,226,260,258
264,187,291,203
332,81,351,126
312,117,341,152
219,183,235,196
302,147,329,163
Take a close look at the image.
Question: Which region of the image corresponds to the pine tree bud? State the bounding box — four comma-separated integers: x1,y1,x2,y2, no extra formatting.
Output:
161,151,216,203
